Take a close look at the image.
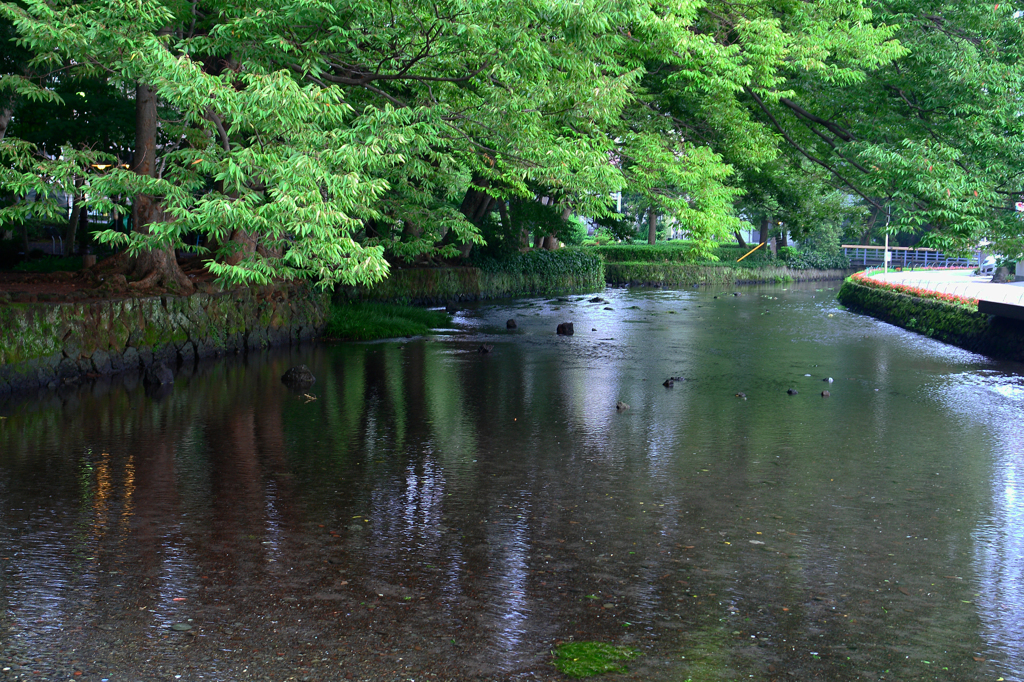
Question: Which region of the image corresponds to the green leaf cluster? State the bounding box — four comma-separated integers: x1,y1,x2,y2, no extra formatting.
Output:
2,0,1015,287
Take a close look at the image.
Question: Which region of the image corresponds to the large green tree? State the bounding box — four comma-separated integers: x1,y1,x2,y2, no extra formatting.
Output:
5,0,1011,289
737,0,1024,255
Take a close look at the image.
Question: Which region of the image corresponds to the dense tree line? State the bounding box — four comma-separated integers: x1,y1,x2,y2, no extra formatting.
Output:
0,0,1020,290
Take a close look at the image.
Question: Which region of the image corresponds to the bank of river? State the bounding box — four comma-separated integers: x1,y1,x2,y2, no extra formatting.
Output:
2,282,1023,681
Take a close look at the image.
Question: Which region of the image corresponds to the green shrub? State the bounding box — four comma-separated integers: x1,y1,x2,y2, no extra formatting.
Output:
471,247,604,296
324,302,451,341
786,249,851,270
0,237,21,269
13,255,84,273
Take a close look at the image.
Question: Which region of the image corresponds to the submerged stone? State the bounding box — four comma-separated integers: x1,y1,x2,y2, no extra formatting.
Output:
282,364,316,387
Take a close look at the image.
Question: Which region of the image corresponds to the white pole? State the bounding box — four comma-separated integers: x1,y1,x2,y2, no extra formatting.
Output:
884,233,889,274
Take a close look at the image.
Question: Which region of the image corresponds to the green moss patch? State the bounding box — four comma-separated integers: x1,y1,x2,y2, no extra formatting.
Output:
552,641,640,678
324,302,451,341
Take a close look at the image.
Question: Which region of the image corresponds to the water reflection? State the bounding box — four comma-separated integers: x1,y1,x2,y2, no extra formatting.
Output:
1,285,1023,680
939,371,1024,675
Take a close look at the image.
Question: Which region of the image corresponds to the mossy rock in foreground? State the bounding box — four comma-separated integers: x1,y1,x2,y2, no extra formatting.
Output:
552,641,640,678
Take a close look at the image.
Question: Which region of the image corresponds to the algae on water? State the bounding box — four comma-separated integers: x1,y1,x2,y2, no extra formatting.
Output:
552,641,640,678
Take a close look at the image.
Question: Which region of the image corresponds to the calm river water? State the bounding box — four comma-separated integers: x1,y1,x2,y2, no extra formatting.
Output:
1,282,1023,682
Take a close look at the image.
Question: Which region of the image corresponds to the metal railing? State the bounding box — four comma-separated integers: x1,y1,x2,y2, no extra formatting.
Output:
842,245,975,268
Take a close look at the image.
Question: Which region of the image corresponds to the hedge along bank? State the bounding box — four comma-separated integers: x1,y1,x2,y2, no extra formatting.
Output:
350,249,605,304
837,271,1024,361
0,283,330,395
604,262,852,286
592,243,852,286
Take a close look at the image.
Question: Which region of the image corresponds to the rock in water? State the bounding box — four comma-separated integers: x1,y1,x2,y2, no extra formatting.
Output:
506,319,517,329
143,362,174,386
616,401,630,411
478,344,494,354
445,301,459,314
787,389,799,395
282,365,316,387
556,322,574,336
663,379,674,388
821,390,830,397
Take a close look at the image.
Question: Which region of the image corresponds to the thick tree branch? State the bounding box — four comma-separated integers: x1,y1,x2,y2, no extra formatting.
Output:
205,107,230,152
778,98,854,142
747,88,882,210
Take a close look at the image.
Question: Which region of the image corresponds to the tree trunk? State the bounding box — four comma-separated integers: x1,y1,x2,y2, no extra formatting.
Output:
222,228,256,266
647,208,657,245
759,217,770,246
128,83,193,293
734,230,747,249
65,176,85,256
534,234,543,249
78,206,88,254
543,235,558,250
0,107,13,142
778,228,788,248
447,175,494,258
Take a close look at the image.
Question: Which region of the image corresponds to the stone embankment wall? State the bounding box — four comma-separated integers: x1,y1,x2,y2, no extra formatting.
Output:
837,279,1024,361
0,284,330,395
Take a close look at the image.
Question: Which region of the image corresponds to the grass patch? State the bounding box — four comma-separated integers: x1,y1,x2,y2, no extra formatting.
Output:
552,641,640,678
325,302,451,341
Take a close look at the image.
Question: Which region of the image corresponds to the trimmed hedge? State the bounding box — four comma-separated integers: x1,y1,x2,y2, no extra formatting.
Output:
592,242,849,271
605,262,850,286
837,278,1024,360
354,248,604,303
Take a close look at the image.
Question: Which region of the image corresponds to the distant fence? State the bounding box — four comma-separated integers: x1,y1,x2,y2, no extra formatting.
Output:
842,245,976,269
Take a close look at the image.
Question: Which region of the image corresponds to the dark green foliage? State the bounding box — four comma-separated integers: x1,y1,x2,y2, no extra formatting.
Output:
778,248,851,271
12,255,83,273
473,248,602,279
356,250,604,303
469,248,604,296
551,642,640,678
592,242,849,272
325,302,451,341
0,236,19,268
604,261,800,286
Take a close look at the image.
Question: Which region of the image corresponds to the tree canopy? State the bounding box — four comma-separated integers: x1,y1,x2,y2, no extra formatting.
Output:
0,0,1020,289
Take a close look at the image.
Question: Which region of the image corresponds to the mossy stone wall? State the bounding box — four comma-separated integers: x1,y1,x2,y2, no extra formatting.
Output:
0,284,330,395
837,279,1024,361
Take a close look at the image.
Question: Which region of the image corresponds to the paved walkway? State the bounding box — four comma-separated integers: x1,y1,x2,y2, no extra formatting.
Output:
862,268,1024,306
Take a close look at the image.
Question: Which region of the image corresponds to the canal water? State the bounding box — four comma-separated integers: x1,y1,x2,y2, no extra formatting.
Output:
1,282,1022,681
